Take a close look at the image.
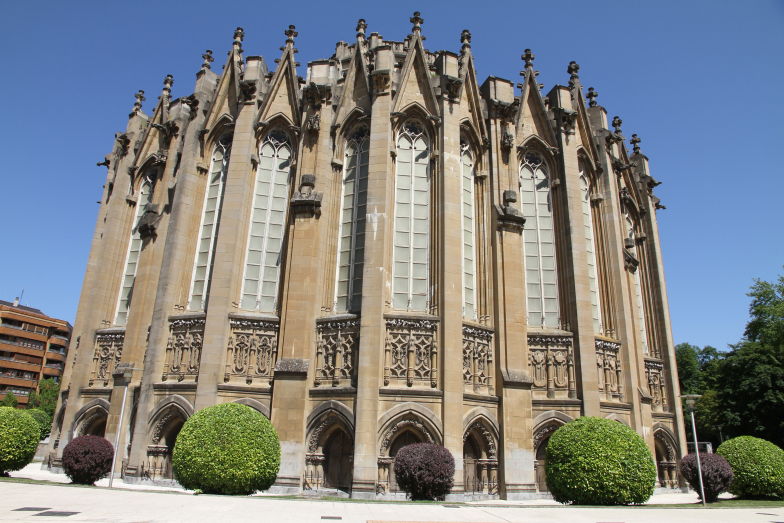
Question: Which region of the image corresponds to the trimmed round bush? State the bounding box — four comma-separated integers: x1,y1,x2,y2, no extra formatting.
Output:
27,409,52,440
393,443,455,500
545,417,656,505
716,436,784,499
62,435,114,485
0,407,39,475
172,403,280,495
679,452,733,502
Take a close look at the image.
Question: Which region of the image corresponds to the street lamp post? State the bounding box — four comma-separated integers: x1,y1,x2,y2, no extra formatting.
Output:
682,394,706,507
108,363,137,488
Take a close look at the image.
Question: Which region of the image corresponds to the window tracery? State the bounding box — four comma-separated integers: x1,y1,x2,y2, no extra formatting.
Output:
461,140,478,320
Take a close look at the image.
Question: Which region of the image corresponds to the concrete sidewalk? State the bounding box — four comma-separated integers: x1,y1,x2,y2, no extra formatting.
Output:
2,463,780,523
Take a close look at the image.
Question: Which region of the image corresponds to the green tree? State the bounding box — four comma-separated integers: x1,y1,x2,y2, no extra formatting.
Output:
27,378,60,418
0,393,18,408
675,343,701,394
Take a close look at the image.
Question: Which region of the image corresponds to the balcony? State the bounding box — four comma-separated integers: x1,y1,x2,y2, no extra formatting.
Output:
0,375,37,388
0,358,41,373
0,324,48,342
46,350,66,361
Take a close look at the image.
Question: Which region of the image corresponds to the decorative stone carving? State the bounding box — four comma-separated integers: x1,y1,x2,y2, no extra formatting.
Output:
645,358,668,411
162,317,204,382
495,190,526,232
136,203,161,240
463,325,494,394
291,174,322,217
500,130,515,151
306,113,320,134
533,421,563,450
595,338,623,401
486,99,518,121
224,317,279,385
528,333,576,399
89,331,124,387
463,421,497,459
239,79,257,103
315,318,360,387
383,316,439,388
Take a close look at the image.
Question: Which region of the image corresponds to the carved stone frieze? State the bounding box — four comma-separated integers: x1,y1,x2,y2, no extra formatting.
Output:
645,358,668,411
384,316,439,388
224,316,279,385
162,317,204,382
89,331,124,387
463,324,494,394
595,338,624,401
315,318,360,387
528,333,575,399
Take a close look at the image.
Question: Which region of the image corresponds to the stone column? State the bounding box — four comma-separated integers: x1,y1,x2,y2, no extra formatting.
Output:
350,49,393,499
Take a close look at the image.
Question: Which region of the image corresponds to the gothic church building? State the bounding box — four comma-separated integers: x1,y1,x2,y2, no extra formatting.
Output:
48,14,686,498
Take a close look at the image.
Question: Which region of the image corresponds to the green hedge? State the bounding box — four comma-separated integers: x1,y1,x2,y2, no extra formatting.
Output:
716,436,784,499
545,417,656,505
0,407,40,475
26,409,51,440
172,403,280,495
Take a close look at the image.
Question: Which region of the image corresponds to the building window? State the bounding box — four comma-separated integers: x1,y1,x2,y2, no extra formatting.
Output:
392,121,430,311
627,215,649,354
240,131,292,312
461,141,477,321
115,176,154,326
580,169,602,333
335,128,369,313
189,134,232,311
520,152,559,328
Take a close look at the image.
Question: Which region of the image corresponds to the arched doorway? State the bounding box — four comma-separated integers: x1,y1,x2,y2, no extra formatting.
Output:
463,421,499,497
387,429,422,493
654,429,678,488
305,410,354,493
377,413,440,496
146,407,187,481
533,422,563,493
73,406,109,439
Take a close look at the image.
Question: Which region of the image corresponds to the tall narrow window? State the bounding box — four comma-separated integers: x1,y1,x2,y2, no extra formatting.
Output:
189,134,232,311
392,121,430,311
115,176,153,326
461,141,477,321
520,152,559,328
240,131,292,312
627,215,649,354
335,128,369,313
580,170,602,333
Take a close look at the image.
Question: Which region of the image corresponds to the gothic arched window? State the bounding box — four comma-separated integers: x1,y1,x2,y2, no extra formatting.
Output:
335,127,369,313
520,151,559,328
189,133,232,311
240,131,292,312
392,121,430,311
579,165,602,333
115,174,154,325
461,140,477,321
627,214,649,354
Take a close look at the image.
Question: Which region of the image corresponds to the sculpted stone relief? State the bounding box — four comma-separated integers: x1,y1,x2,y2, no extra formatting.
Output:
528,334,576,399
162,317,204,382
595,338,624,401
383,317,438,388
89,332,124,387
315,318,360,388
463,325,494,394
645,358,668,411
224,317,279,385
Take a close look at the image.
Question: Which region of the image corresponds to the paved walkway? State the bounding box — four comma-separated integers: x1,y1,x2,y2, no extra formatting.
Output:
1,463,781,522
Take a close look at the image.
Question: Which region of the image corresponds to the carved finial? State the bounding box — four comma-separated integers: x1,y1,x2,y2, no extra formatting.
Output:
161,75,173,100
567,60,580,87
612,116,623,135
587,87,598,107
201,49,214,71
356,18,367,38
131,90,145,116
233,27,244,48
630,133,641,154
460,29,471,51
521,49,535,71
410,11,424,34
285,24,298,46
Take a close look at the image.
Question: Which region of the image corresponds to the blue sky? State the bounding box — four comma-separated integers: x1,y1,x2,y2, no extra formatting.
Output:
0,1,781,350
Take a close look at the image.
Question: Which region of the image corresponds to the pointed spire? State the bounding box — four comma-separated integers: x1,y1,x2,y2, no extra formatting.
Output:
630,133,641,154
356,18,367,39
130,90,145,117
233,27,244,51
460,29,471,52
201,49,214,71
612,116,623,135
521,48,535,70
160,75,173,103
567,60,580,88
284,24,298,48
410,11,424,35
587,87,598,107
